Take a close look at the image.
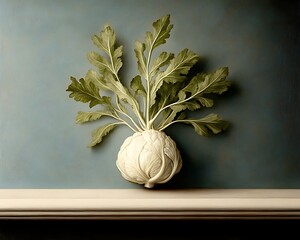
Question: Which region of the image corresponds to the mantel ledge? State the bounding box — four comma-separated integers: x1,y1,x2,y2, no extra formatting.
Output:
1,189,299,219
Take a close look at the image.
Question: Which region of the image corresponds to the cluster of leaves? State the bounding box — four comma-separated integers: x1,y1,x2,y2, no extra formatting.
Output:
66,14,231,147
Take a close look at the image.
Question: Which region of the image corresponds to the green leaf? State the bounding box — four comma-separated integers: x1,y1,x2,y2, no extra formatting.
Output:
92,25,116,55
104,72,135,104
90,25,123,76
150,49,199,107
130,75,146,98
88,24,144,122
88,123,120,147
116,96,128,114
66,76,103,108
76,110,114,124
145,14,173,52
87,51,111,73
134,41,147,78
180,72,206,94
104,72,143,120
113,46,123,74
196,96,214,108
182,113,229,136
202,67,230,95
151,82,180,117
159,99,200,127
151,81,184,125
149,52,174,79
85,69,109,91
183,67,230,96
171,100,201,111
154,49,199,83
177,111,187,120
158,105,185,129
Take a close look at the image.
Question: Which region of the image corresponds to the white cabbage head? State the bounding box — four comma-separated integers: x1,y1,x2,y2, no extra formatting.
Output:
116,130,182,188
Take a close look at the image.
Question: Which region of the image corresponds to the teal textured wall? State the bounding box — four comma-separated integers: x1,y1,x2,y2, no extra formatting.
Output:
0,0,299,188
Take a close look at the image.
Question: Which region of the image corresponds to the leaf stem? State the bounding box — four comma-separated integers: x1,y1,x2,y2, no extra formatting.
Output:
86,110,137,133
149,92,193,127
145,25,165,129
115,97,143,132
117,118,138,132
120,121,138,132
115,108,143,132
158,119,188,131
107,41,146,130
108,39,121,82
157,110,174,129
145,48,153,129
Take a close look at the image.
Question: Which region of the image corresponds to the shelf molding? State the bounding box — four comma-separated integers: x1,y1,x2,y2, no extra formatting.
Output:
1,189,300,219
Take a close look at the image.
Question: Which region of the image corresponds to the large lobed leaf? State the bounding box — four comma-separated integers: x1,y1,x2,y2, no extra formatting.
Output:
145,14,173,52
130,75,146,98
76,110,115,124
149,52,174,79
134,41,147,78
150,49,199,108
88,123,120,147
161,67,229,124
91,25,116,56
182,113,229,136
134,14,174,87
67,76,104,108
182,67,230,96
154,67,230,130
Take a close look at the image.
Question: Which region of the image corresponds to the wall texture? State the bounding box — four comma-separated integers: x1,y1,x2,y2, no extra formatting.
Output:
0,0,299,189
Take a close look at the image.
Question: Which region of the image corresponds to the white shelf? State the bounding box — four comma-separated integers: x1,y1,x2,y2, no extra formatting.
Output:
1,189,300,219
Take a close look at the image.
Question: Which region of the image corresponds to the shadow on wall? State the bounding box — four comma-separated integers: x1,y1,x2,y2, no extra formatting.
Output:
155,58,241,189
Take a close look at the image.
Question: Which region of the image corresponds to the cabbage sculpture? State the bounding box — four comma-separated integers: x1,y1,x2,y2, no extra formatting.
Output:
116,130,182,188
66,14,230,188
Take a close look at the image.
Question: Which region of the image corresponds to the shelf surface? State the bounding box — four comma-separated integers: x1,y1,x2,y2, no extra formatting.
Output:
1,189,299,219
